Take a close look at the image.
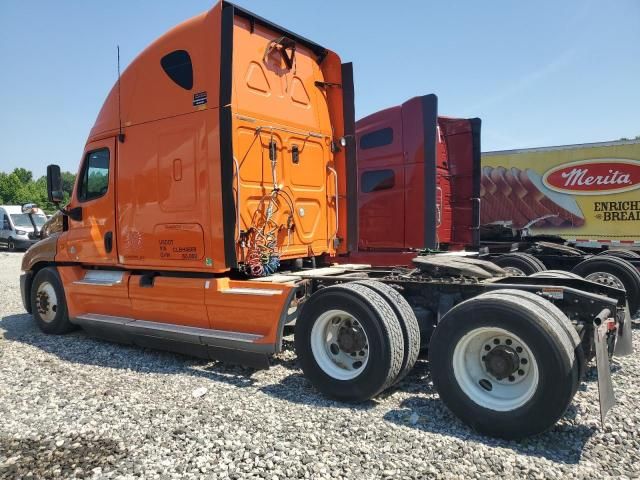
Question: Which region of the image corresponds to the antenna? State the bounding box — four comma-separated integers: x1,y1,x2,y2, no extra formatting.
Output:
117,45,125,143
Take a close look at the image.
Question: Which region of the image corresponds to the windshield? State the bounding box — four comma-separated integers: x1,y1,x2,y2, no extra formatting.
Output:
10,213,47,228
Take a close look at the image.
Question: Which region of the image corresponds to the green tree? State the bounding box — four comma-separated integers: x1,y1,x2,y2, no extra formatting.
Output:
61,171,76,197
0,172,23,204
0,168,75,213
12,167,33,184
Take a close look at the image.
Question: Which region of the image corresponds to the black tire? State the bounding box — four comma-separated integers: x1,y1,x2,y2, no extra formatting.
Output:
598,249,640,259
30,267,75,334
295,284,404,402
493,253,546,276
487,289,585,392
572,255,640,314
352,280,420,384
530,270,583,280
429,292,577,439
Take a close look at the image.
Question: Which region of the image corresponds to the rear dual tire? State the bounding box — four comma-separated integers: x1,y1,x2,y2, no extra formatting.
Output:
598,249,640,260
429,291,579,439
295,281,419,402
295,284,404,401
493,252,546,276
572,255,640,314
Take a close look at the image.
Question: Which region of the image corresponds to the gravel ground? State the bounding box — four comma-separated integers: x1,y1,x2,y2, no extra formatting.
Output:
1,251,639,479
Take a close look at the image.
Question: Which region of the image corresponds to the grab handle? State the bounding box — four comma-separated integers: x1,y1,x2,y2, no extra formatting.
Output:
327,166,339,240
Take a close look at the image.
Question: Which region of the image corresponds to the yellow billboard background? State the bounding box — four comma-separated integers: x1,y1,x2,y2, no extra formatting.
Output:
481,140,640,242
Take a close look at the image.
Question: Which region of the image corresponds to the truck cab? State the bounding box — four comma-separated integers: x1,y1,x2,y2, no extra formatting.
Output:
342,94,481,265
21,0,354,367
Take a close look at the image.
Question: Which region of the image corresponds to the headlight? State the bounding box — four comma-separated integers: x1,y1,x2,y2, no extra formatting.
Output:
15,229,27,235
339,136,348,147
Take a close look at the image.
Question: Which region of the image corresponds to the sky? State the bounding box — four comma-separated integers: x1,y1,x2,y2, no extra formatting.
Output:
1,0,639,176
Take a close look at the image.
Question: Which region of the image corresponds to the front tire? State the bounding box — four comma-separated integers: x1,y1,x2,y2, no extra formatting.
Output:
429,292,577,439
30,267,74,334
295,284,404,402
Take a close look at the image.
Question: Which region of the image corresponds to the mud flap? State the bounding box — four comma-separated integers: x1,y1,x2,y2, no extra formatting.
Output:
595,321,616,425
613,304,634,357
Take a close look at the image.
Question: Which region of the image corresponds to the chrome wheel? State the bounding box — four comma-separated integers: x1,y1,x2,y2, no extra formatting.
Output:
453,327,539,411
585,271,625,290
503,266,526,276
36,281,58,323
310,309,370,380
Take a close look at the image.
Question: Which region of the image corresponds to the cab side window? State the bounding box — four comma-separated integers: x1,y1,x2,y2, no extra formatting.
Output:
361,169,395,193
78,149,110,202
359,127,393,150
2,215,10,230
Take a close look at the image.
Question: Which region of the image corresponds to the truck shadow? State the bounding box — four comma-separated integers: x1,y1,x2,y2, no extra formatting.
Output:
258,373,377,410
0,313,258,389
258,360,433,410
383,397,595,464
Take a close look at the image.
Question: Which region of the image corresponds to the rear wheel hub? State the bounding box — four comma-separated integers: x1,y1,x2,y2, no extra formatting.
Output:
483,345,520,380
337,325,366,353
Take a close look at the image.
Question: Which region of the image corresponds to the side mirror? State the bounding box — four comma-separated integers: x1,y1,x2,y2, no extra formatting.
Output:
22,203,38,214
47,164,64,203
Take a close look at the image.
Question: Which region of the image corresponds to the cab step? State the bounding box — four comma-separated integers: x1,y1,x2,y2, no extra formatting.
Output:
72,313,271,368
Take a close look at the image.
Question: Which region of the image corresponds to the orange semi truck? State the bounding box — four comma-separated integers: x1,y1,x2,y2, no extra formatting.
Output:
20,2,630,438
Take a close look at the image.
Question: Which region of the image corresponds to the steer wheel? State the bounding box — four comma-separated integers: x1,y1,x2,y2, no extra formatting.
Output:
37,290,51,316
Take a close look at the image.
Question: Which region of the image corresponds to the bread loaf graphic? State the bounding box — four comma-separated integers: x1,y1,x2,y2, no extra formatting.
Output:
481,166,585,229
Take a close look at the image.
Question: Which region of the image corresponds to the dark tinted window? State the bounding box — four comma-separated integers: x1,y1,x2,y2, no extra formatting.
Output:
78,149,110,202
361,169,395,193
161,50,193,90
359,127,393,150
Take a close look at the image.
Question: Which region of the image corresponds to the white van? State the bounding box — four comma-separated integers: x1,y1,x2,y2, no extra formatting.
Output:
0,205,47,251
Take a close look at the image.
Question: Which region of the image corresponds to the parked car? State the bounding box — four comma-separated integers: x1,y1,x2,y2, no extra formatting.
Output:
0,205,47,250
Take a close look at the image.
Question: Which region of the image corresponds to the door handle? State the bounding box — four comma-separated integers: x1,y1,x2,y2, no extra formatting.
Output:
104,231,113,253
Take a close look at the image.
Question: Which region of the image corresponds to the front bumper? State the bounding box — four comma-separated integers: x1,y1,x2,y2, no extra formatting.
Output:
20,272,33,313
13,237,39,250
